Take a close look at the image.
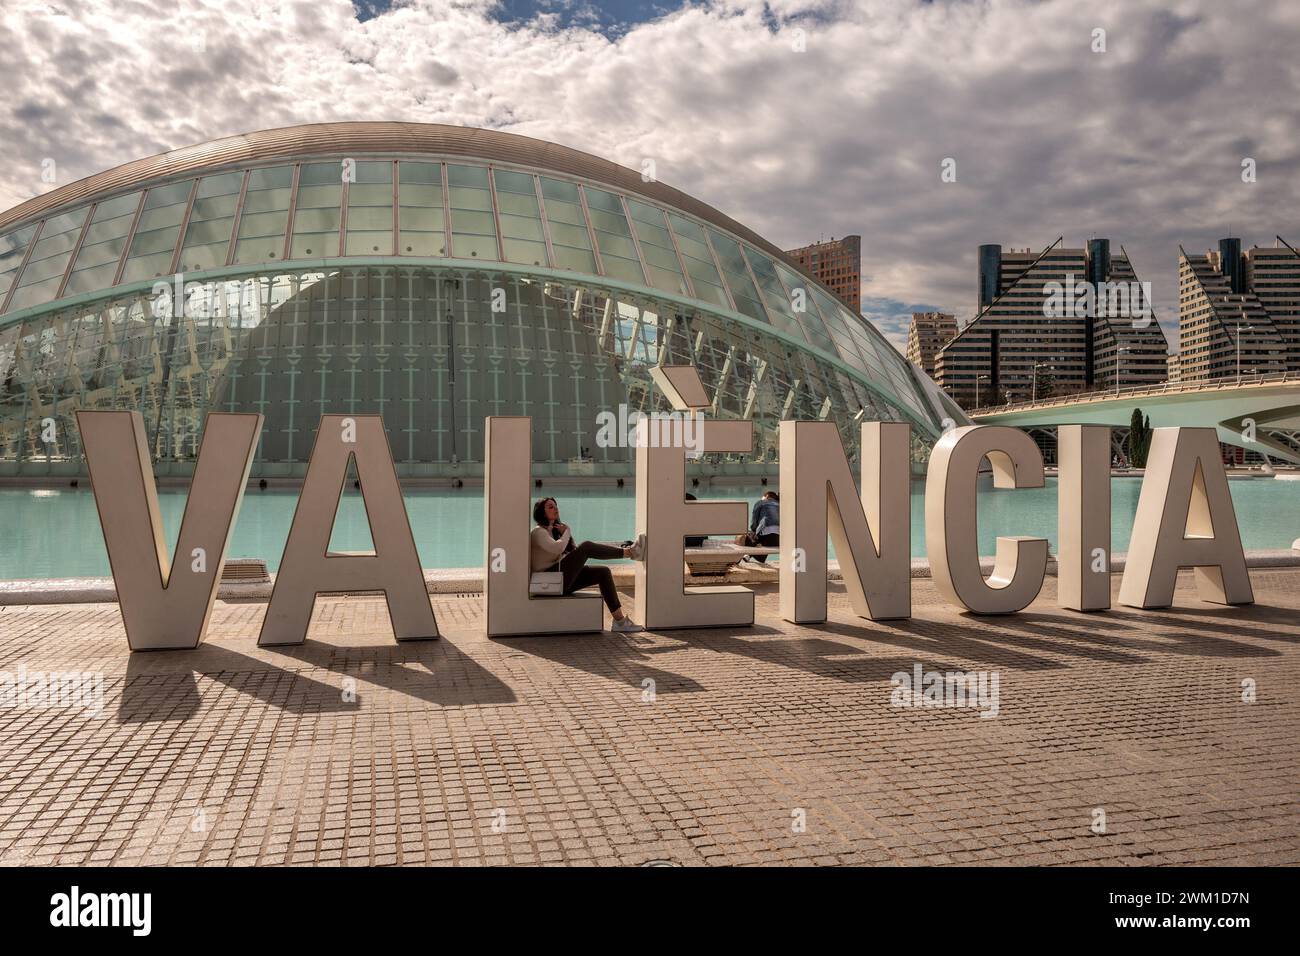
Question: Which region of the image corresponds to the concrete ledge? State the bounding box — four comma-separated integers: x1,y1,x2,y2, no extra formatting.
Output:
6,548,1300,604
0,577,278,605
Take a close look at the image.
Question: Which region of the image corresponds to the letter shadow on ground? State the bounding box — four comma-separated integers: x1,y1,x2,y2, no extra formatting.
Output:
798,618,1069,672
493,629,708,695
801,607,1280,670
1003,609,1283,659
668,622,1030,684
504,608,994,687
1125,604,1300,646
118,636,516,723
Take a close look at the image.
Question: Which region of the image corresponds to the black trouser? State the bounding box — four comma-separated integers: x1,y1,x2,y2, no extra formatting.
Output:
558,541,623,611
750,532,779,562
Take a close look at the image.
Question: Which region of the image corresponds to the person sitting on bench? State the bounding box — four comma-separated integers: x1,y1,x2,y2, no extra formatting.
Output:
531,497,645,632
739,490,780,562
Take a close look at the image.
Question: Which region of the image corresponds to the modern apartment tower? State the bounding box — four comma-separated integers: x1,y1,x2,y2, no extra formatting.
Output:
935,238,1169,408
906,311,957,377
1176,237,1299,382
784,235,862,312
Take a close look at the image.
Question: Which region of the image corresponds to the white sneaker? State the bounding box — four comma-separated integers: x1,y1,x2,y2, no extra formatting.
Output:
628,533,646,561
610,617,644,633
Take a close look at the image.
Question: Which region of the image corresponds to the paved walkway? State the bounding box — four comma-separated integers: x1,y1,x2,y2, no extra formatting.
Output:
0,572,1296,866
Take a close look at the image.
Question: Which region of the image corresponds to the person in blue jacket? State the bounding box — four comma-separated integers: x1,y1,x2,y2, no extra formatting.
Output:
742,490,779,562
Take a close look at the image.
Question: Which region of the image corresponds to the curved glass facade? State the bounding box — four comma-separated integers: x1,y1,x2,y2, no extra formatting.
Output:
0,136,963,477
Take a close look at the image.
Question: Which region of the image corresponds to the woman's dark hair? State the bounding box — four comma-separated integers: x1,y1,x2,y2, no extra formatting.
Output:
533,497,557,527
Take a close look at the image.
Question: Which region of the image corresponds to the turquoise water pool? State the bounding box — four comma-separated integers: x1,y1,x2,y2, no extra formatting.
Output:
2,477,1298,580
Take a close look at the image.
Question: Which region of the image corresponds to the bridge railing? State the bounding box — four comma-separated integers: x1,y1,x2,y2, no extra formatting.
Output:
969,369,1300,416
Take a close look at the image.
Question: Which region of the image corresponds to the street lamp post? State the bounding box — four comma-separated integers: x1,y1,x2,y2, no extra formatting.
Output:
974,373,989,409
1031,362,1054,403
1235,318,1254,384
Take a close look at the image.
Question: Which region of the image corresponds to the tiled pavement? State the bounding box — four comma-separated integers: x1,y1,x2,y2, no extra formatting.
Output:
0,571,1297,867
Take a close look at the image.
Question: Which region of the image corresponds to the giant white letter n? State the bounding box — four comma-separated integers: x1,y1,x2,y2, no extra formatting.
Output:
779,421,912,623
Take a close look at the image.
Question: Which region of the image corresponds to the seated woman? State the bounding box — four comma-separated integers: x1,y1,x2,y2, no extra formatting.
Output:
531,497,646,633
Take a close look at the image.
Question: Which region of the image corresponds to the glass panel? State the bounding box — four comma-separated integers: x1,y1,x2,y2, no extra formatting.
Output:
539,176,596,274
0,224,41,308
707,230,767,323
118,181,192,284
289,162,343,259
846,317,891,383
775,261,835,352
492,169,547,267
175,173,241,272
446,164,498,260
809,284,864,367
0,263,941,477
872,331,925,416
61,194,145,301
666,213,729,309
398,161,445,256
345,161,393,256
583,187,644,284
744,247,807,343
233,165,293,264
6,207,91,312
626,199,688,296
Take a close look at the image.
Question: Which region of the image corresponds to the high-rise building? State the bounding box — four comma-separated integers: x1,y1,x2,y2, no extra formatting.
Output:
784,235,861,312
1176,237,1299,382
935,238,1169,408
906,311,957,377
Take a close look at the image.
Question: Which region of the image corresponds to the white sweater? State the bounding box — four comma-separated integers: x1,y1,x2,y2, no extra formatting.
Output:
530,526,572,572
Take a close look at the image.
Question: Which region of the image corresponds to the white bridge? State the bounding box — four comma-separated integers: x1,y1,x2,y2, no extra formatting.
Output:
969,372,1300,465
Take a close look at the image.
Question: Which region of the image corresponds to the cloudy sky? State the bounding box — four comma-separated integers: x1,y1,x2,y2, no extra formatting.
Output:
3,0,1299,349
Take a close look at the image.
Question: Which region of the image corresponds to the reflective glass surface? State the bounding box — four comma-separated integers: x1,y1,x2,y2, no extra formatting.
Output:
0,265,938,477
666,213,729,310
119,181,192,284
0,224,40,305
583,187,644,285
233,165,293,265
745,246,807,343
398,161,445,256
177,173,241,272
447,164,497,260
706,229,767,323
493,169,547,267
345,161,394,256
0,152,943,475
65,193,142,296
7,207,90,311
539,176,596,274
289,162,343,258
626,198,688,296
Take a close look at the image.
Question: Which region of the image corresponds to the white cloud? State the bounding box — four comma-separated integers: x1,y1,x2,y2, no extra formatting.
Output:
3,0,1299,351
